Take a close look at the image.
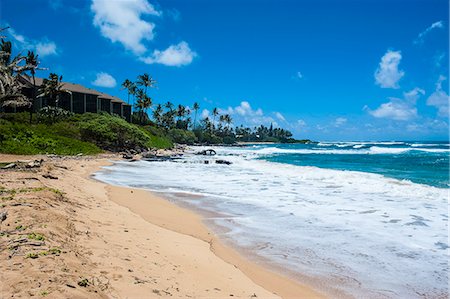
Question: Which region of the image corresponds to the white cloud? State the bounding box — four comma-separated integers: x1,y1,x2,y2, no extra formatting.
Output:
275,112,286,121
414,21,444,44
140,41,196,66
8,27,58,57
426,75,449,117
91,0,161,55
213,101,274,127
201,109,210,119
297,119,306,127
366,88,425,121
35,41,57,56
92,72,117,88
374,50,404,89
334,117,347,126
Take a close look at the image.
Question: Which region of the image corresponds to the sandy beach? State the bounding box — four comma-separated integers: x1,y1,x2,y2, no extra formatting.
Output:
0,154,324,298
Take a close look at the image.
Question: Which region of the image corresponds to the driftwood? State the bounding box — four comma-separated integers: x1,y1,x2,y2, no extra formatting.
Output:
42,173,58,180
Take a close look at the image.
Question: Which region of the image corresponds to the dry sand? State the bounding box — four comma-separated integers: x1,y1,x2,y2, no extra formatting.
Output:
0,154,325,298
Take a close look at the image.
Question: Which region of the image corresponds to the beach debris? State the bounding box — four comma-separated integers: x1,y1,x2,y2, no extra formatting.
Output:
215,159,232,165
78,278,89,287
2,163,16,169
25,159,43,168
196,149,216,156
42,173,58,180
0,210,7,223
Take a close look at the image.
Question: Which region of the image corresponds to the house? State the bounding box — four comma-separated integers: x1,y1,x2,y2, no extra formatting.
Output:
3,75,132,122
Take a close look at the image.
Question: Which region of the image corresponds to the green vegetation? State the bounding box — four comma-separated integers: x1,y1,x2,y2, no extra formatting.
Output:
0,112,173,155
78,278,89,287
26,252,39,259
27,232,45,241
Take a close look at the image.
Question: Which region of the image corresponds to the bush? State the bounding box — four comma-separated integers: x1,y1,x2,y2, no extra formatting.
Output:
0,120,101,155
168,129,197,145
223,136,235,144
77,113,151,151
37,107,74,124
194,130,222,144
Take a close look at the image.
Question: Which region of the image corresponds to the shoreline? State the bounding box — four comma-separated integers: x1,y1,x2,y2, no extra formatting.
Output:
0,153,325,298
103,184,326,299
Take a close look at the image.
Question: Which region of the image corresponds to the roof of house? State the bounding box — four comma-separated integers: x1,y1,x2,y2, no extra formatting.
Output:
19,75,130,106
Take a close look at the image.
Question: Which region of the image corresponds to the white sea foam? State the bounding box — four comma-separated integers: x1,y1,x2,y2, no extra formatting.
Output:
95,147,449,298
237,146,450,156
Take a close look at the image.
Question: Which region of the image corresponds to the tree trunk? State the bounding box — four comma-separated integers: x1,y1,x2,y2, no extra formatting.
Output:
29,74,36,124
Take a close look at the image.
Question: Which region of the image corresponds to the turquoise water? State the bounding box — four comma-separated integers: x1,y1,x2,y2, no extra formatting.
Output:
257,141,449,188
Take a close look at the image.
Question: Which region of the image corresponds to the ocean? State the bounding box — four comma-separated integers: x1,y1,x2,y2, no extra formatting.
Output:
94,141,449,298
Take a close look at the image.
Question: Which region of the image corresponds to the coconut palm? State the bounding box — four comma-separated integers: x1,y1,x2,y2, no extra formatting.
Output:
192,102,200,130
121,79,133,104
224,114,232,127
25,51,40,123
212,107,219,132
38,73,71,108
152,103,163,126
137,73,156,95
128,83,137,109
164,101,174,112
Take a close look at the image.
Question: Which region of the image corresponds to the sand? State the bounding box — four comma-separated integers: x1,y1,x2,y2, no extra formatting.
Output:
0,154,325,298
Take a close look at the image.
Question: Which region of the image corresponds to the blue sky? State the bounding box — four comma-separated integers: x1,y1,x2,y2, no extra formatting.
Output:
2,0,449,141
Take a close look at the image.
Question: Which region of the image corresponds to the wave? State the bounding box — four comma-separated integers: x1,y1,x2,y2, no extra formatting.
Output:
251,146,450,156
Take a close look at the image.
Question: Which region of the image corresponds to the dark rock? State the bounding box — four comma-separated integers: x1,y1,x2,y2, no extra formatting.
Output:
215,159,232,165
122,152,133,159
204,160,209,164
196,149,216,156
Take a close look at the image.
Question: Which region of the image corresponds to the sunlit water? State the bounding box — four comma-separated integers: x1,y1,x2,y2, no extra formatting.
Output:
95,141,449,298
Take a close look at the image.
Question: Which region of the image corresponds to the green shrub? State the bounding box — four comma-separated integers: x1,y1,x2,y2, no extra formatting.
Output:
77,113,150,150
223,136,235,144
168,128,197,145
0,121,101,155
37,107,74,124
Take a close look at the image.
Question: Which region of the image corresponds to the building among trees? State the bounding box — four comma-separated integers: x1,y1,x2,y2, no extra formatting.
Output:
2,75,132,122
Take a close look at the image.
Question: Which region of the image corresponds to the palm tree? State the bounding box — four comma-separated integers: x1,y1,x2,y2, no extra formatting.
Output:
165,101,174,112
192,102,200,130
121,79,133,104
137,73,156,95
134,89,152,124
38,73,71,108
128,83,137,109
152,103,163,126
25,51,40,123
224,114,232,128
212,107,219,132
176,104,185,120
